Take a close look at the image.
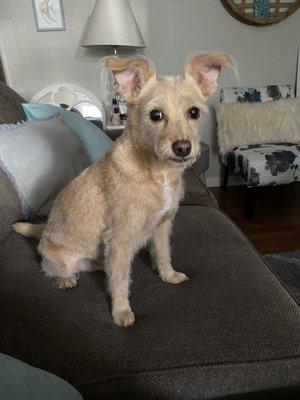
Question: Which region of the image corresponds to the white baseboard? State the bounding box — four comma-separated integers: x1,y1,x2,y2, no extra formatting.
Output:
206,177,221,187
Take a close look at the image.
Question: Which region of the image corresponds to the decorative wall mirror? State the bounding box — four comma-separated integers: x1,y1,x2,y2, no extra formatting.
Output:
220,0,300,25
31,83,107,128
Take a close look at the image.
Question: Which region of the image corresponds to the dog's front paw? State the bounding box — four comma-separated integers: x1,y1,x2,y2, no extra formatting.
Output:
113,309,135,327
161,271,189,284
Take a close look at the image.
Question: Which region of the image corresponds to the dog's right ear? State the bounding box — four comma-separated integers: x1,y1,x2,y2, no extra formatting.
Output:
185,53,233,100
106,57,156,102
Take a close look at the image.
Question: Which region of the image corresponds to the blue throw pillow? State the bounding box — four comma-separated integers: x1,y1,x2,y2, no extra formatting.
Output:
23,103,113,163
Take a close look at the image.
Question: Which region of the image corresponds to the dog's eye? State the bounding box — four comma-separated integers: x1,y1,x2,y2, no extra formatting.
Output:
150,110,163,122
187,106,200,119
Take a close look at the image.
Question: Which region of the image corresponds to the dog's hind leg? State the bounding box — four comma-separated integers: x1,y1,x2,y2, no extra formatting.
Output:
39,239,84,289
42,257,102,289
41,257,78,289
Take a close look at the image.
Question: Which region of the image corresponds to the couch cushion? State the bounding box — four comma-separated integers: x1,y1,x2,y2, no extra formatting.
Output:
0,169,21,241
0,207,299,399
228,143,300,187
0,82,27,124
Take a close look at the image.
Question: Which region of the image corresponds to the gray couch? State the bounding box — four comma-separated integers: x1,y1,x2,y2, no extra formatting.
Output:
0,82,299,399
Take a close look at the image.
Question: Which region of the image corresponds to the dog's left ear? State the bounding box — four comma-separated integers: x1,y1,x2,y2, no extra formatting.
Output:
185,53,232,100
106,57,156,102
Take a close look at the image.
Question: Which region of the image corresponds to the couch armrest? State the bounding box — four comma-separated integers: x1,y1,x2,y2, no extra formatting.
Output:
0,170,21,241
0,82,27,124
181,168,218,208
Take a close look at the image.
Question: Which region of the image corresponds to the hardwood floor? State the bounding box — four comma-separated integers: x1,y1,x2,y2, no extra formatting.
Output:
210,183,300,255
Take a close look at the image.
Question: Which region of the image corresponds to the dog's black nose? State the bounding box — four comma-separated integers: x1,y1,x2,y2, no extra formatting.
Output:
172,140,191,157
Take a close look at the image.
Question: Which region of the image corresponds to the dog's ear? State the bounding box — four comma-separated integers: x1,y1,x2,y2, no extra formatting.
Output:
106,57,156,102
185,53,232,100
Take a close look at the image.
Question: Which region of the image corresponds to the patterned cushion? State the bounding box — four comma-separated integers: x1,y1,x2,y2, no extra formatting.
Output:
228,143,300,187
220,85,295,104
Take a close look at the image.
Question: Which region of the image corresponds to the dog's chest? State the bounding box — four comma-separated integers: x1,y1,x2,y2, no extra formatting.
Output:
153,175,178,222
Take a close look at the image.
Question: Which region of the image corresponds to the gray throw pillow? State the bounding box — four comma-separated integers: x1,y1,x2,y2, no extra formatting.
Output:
0,115,90,219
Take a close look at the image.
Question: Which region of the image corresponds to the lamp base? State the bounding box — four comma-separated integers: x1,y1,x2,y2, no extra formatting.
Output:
111,45,119,56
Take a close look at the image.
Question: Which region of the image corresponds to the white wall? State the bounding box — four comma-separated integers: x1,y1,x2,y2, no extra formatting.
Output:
1,0,299,186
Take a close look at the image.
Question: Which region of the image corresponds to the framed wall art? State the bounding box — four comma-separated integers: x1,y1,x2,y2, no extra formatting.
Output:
32,0,66,32
220,0,300,25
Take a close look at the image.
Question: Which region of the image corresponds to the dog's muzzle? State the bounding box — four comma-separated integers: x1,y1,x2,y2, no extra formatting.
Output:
168,156,195,165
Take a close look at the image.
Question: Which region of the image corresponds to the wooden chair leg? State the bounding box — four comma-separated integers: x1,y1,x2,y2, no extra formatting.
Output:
245,187,256,220
221,164,229,191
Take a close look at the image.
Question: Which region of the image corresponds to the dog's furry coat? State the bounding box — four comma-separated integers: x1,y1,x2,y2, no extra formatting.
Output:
13,54,232,327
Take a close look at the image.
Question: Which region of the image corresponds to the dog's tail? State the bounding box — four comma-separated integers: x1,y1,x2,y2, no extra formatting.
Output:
12,222,46,239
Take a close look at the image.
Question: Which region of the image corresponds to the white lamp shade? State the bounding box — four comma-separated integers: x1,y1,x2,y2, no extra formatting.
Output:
82,0,146,48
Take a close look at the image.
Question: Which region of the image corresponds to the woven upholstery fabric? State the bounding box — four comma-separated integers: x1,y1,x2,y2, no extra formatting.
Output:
0,169,21,242
0,82,27,124
1,206,299,399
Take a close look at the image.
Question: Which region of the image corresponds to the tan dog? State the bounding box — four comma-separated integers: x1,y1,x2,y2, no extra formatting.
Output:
13,54,231,327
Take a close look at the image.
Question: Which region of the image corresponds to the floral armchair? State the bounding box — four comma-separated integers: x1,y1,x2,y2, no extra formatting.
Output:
219,85,299,219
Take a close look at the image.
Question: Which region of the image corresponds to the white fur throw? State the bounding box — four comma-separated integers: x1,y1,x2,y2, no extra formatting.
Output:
215,98,300,155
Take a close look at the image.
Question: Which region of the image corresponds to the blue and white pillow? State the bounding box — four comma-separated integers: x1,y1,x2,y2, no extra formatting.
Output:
23,103,113,163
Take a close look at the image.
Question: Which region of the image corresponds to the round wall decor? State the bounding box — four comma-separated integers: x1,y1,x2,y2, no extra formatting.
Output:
220,0,300,25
